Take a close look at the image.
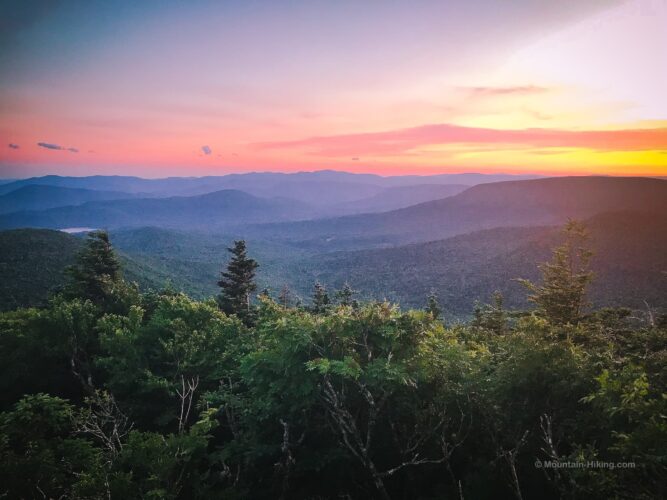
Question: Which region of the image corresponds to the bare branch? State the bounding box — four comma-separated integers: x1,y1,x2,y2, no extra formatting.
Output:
176,375,200,434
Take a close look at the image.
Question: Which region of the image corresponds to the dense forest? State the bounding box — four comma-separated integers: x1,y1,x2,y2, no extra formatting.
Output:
1,224,664,499
2,210,665,315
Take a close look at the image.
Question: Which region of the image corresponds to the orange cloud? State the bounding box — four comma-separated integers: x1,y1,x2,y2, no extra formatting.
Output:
255,123,667,157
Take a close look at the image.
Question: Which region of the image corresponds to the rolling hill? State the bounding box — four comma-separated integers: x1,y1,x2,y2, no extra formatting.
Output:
2,210,665,317
0,227,309,309
0,229,175,310
329,184,469,214
300,211,667,316
0,229,84,310
244,177,667,249
0,189,314,230
0,185,137,214
0,171,539,199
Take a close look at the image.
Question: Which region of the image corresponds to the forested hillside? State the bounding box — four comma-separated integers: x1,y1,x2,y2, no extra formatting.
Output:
308,211,667,313
2,209,665,317
0,229,664,499
0,229,83,310
244,177,667,248
0,229,170,310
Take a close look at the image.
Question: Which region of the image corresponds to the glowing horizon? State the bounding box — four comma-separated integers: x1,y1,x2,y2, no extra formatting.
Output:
1,0,665,178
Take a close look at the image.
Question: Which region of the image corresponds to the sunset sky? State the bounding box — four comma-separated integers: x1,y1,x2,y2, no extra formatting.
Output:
1,0,665,178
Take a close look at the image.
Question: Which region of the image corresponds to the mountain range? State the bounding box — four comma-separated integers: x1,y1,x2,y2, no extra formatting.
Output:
243,176,667,249
0,171,539,198
0,172,664,317
0,185,137,214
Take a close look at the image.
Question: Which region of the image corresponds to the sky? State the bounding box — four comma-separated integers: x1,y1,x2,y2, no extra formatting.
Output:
0,0,666,178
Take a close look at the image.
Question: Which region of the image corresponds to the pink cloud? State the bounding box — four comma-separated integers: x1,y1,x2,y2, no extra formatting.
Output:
254,123,667,157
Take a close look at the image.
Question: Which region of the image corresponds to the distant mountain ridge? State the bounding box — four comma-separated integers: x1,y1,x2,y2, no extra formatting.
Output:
329,184,469,214
0,171,537,215
0,171,541,196
244,176,667,249
0,185,137,214
0,189,314,230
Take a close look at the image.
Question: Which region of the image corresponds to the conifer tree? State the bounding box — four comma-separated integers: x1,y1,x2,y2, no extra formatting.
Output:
335,282,357,307
311,281,330,314
425,289,442,320
472,291,507,333
518,220,593,326
217,240,259,322
65,230,121,305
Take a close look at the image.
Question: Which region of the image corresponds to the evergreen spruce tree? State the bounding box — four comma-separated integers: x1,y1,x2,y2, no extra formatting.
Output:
425,289,442,320
217,240,259,323
472,291,507,334
65,230,122,305
335,282,357,307
311,282,330,314
518,219,593,326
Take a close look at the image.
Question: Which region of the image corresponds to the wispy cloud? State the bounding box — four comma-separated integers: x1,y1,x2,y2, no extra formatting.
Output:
8,143,19,149
37,142,79,152
255,123,667,157
201,145,212,155
37,142,63,150
461,85,549,98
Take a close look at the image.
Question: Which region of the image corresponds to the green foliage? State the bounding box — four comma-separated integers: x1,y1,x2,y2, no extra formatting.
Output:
0,394,105,499
65,230,121,302
518,219,594,325
217,240,259,324
310,281,330,313
0,229,82,310
0,220,665,499
335,281,357,307
472,290,508,334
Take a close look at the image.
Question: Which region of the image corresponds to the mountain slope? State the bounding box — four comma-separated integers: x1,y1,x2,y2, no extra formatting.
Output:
0,229,173,310
301,211,667,316
3,211,664,317
0,229,83,310
0,185,137,214
244,177,667,249
330,184,469,214
0,190,313,230
109,226,311,298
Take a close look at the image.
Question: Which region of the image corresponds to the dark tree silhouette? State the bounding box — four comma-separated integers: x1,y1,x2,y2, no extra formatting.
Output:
310,282,330,313
217,240,259,323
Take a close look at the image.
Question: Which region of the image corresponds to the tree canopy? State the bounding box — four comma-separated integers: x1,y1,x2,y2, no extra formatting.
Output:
0,223,664,499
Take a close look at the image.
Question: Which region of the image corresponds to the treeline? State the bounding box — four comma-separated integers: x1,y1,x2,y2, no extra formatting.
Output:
0,224,665,499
